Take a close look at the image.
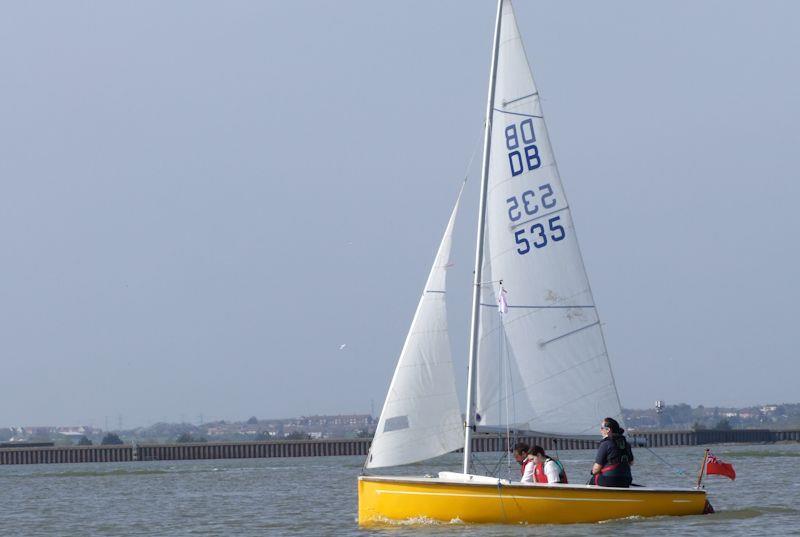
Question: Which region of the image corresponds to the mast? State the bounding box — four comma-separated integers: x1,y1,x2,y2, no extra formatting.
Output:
463,0,503,474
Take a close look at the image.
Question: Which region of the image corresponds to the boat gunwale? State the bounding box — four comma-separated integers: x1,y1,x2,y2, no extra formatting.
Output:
359,475,706,495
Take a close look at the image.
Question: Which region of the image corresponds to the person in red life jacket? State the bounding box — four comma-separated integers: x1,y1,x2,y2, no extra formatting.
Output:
530,445,569,484
591,417,634,487
513,442,536,484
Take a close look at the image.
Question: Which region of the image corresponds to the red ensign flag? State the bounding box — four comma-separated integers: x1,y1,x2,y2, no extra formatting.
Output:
706,452,736,480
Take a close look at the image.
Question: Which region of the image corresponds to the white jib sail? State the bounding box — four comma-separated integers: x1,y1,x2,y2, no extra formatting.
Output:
366,188,465,469
475,0,623,437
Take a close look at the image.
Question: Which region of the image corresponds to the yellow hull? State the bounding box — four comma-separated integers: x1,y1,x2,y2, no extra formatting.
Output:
358,475,708,526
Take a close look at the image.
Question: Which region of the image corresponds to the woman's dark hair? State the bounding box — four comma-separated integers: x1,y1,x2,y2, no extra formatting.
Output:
530,445,547,457
513,442,530,454
602,417,625,435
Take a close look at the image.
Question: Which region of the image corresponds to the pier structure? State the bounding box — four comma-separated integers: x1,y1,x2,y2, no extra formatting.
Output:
1,429,798,466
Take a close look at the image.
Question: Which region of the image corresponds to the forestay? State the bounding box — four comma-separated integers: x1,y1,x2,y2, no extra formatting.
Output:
475,0,623,437
366,189,465,469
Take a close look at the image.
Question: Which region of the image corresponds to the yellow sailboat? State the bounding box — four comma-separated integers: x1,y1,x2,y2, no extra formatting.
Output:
359,474,707,526
358,0,709,526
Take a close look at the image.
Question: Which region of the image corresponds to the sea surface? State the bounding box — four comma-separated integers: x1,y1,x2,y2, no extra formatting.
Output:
1,443,798,536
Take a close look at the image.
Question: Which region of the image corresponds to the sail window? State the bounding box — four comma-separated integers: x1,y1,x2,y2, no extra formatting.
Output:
383,415,410,432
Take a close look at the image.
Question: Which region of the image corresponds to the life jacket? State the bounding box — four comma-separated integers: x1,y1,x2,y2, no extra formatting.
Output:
607,435,632,465
594,436,633,487
536,457,568,484
532,462,548,483
593,462,632,487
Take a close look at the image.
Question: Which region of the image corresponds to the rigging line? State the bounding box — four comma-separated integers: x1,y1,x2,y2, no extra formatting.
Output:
639,444,696,485
480,450,507,479
571,411,625,436
461,123,486,183
500,310,511,475
495,449,513,479
486,452,501,477
472,452,495,476
496,480,509,524
504,430,516,480
500,314,517,477
361,452,369,475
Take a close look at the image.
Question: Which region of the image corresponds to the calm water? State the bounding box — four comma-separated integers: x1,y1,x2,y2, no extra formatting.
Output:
1,443,798,536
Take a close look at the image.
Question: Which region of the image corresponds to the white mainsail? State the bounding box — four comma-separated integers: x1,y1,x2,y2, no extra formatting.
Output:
474,0,623,437
366,188,465,469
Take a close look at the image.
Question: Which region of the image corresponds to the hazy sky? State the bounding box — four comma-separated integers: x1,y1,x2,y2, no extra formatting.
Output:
2,1,798,428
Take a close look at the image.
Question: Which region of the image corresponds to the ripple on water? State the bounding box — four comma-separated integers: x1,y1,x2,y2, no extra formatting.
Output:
719,450,800,459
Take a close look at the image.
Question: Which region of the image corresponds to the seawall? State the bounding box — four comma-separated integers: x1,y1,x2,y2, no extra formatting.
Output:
1,429,798,466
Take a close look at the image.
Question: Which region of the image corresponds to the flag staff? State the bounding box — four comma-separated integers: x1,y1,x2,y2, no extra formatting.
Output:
695,448,710,489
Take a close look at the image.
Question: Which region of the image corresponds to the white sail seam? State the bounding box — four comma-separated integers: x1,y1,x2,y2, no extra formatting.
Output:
499,35,523,49
488,352,608,403
484,162,558,196
519,384,619,429
482,367,615,430
386,389,459,401
371,425,462,443
488,288,595,330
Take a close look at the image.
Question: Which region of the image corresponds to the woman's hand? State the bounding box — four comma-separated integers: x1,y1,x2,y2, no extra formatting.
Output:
591,463,602,475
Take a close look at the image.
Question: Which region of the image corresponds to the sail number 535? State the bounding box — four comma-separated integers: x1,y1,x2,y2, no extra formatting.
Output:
514,216,566,255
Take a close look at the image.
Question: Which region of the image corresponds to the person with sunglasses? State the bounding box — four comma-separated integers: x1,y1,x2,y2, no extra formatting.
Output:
590,417,634,487
513,442,537,484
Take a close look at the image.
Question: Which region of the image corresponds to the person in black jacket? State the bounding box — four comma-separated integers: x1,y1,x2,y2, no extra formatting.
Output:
591,417,634,487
